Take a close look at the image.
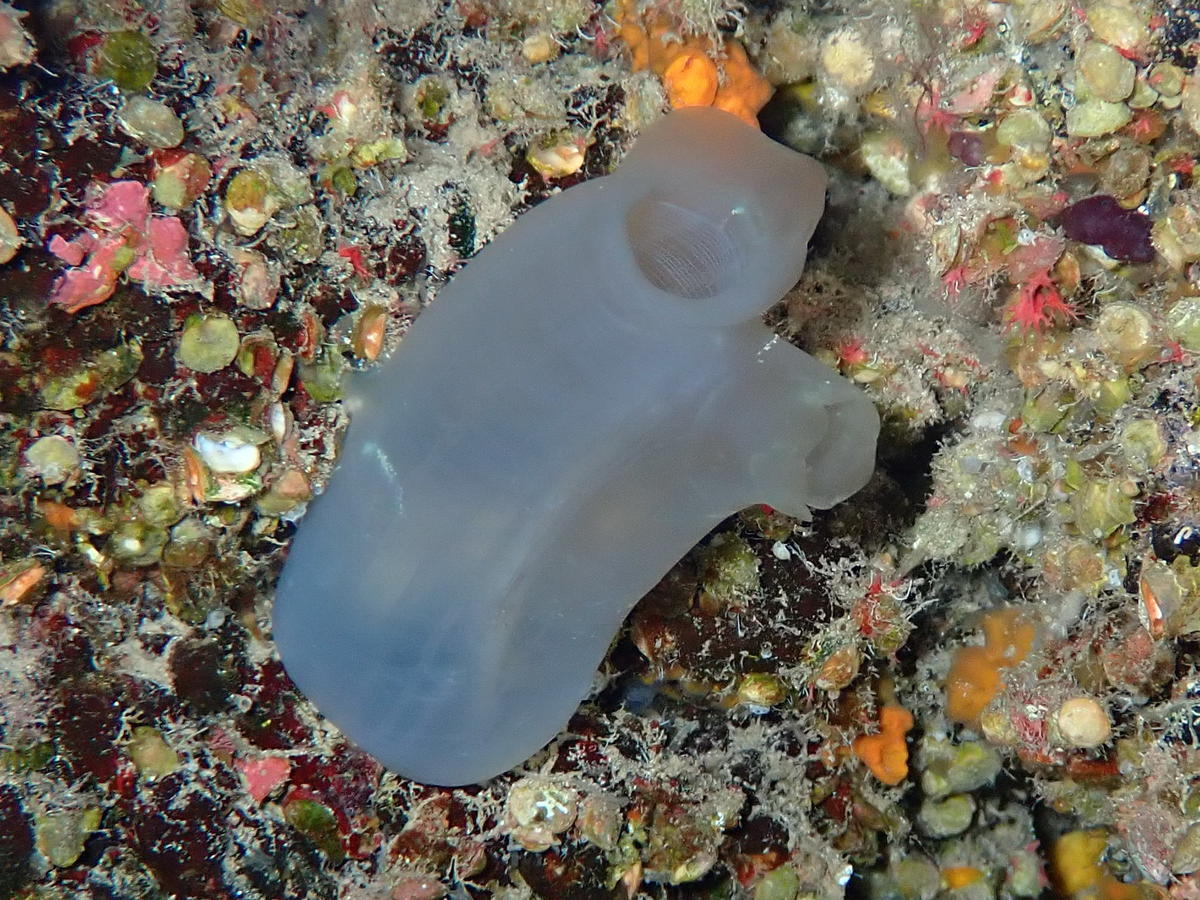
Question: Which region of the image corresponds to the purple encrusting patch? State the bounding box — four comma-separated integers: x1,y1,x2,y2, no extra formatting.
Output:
947,131,986,167
1058,194,1155,263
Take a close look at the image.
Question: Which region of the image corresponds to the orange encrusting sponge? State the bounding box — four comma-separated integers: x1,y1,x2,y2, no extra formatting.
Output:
941,866,985,889
852,704,915,785
618,0,773,127
945,608,1036,725
1049,830,1145,899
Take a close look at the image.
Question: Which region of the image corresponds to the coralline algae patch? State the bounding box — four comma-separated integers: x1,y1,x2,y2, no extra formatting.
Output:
0,0,1199,898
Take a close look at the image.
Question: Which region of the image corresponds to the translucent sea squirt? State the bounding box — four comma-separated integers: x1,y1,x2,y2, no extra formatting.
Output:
272,107,880,785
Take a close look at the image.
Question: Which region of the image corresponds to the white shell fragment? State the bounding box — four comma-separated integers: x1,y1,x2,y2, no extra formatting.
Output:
273,108,880,786
193,428,263,474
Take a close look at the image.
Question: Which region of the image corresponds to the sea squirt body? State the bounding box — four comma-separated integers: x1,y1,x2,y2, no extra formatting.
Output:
272,107,879,786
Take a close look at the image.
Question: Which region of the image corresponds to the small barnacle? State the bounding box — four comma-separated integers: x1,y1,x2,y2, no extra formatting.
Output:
0,204,21,263
40,342,142,411
883,857,941,898
526,133,588,179
754,865,801,900
224,170,279,236
153,151,212,210
813,643,861,692
1128,77,1158,109
297,351,344,403
34,806,101,868
1093,377,1132,416
859,130,913,196
229,249,279,310
161,518,213,569
0,560,45,607
23,435,79,485
1093,302,1156,370
95,30,157,93
108,519,169,567
1053,696,1111,748
126,726,180,778
1011,0,1069,42
1066,99,1132,137
521,31,559,64
1165,297,1200,349
917,793,975,838
574,793,621,851
266,204,323,264
255,468,312,516
192,427,266,475
1071,477,1136,539
1097,145,1151,203
282,793,344,861
348,137,406,169
177,313,240,374
138,483,184,529
1019,384,1073,433
995,108,1051,151
117,96,184,149
695,532,758,615
1149,62,1185,98
736,672,787,709
918,738,1001,799
507,776,577,851
1117,419,1165,469
1076,41,1135,103
412,78,451,125
1153,201,1200,270
1086,3,1151,58
820,28,875,92
352,305,388,361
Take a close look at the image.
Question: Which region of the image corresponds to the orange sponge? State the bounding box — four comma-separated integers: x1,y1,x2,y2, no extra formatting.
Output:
941,866,984,889
618,0,772,127
1049,830,1146,899
853,704,914,785
946,608,1035,724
